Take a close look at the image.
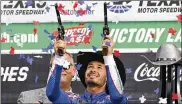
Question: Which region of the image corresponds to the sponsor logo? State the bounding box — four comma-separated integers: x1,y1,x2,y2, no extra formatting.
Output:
107,1,132,13
52,25,94,46
138,1,182,13
52,25,93,46
65,25,93,45
134,63,182,82
1,67,29,81
1,0,46,15
1,32,38,44
58,2,95,16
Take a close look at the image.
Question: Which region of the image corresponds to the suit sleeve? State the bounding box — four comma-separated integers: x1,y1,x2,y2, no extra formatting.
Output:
103,55,128,104
46,55,71,103
17,92,24,104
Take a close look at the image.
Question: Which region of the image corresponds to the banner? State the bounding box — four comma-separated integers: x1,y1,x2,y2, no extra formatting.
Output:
1,53,182,103
1,54,50,103
1,22,181,53
1,1,181,23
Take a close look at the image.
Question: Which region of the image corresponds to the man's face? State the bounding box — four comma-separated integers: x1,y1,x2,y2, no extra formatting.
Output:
85,61,107,87
61,53,75,83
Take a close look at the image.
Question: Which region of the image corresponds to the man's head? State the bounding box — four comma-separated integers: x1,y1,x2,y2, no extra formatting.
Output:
85,61,107,88
77,51,126,94
61,53,76,83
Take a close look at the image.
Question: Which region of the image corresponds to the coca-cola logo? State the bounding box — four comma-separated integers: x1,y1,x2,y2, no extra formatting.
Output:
134,63,160,81
134,63,182,82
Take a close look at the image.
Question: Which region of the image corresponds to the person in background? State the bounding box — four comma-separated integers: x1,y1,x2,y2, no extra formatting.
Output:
17,51,79,104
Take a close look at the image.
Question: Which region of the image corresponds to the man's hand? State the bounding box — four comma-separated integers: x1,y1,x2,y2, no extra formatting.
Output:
54,38,66,55
102,35,114,56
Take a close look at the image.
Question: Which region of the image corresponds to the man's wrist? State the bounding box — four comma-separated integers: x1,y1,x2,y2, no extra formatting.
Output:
107,53,113,56
103,55,115,65
54,54,66,66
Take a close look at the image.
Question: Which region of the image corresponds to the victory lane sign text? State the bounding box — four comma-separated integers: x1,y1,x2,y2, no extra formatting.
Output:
1,1,46,15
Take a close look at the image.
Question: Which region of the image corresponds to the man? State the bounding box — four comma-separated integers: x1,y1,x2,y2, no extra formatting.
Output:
17,52,78,104
46,35,128,103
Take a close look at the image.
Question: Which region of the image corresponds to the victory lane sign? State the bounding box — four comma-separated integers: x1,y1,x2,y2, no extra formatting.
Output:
110,28,181,43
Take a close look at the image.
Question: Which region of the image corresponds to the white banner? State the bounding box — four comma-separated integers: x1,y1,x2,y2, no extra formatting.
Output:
1,1,181,23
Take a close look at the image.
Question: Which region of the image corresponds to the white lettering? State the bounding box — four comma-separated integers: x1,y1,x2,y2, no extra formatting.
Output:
81,28,87,35
174,29,181,42
134,63,181,82
14,35,20,43
20,34,27,43
2,32,10,43
166,33,174,42
8,67,19,81
18,67,29,81
110,29,120,42
155,28,165,42
166,29,181,42
134,63,160,81
110,28,169,43
28,34,38,43
75,36,82,43
1,67,10,81
135,28,146,43
118,28,128,43
86,28,91,36
144,28,155,43
67,29,72,36
128,29,137,42
77,28,82,34
1,67,29,81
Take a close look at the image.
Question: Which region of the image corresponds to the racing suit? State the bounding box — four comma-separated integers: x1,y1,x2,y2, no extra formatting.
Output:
46,54,128,104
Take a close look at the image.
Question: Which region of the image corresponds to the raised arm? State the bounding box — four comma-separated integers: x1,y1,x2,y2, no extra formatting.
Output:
101,34,127,104
104,55,127,104
46,55,71,103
